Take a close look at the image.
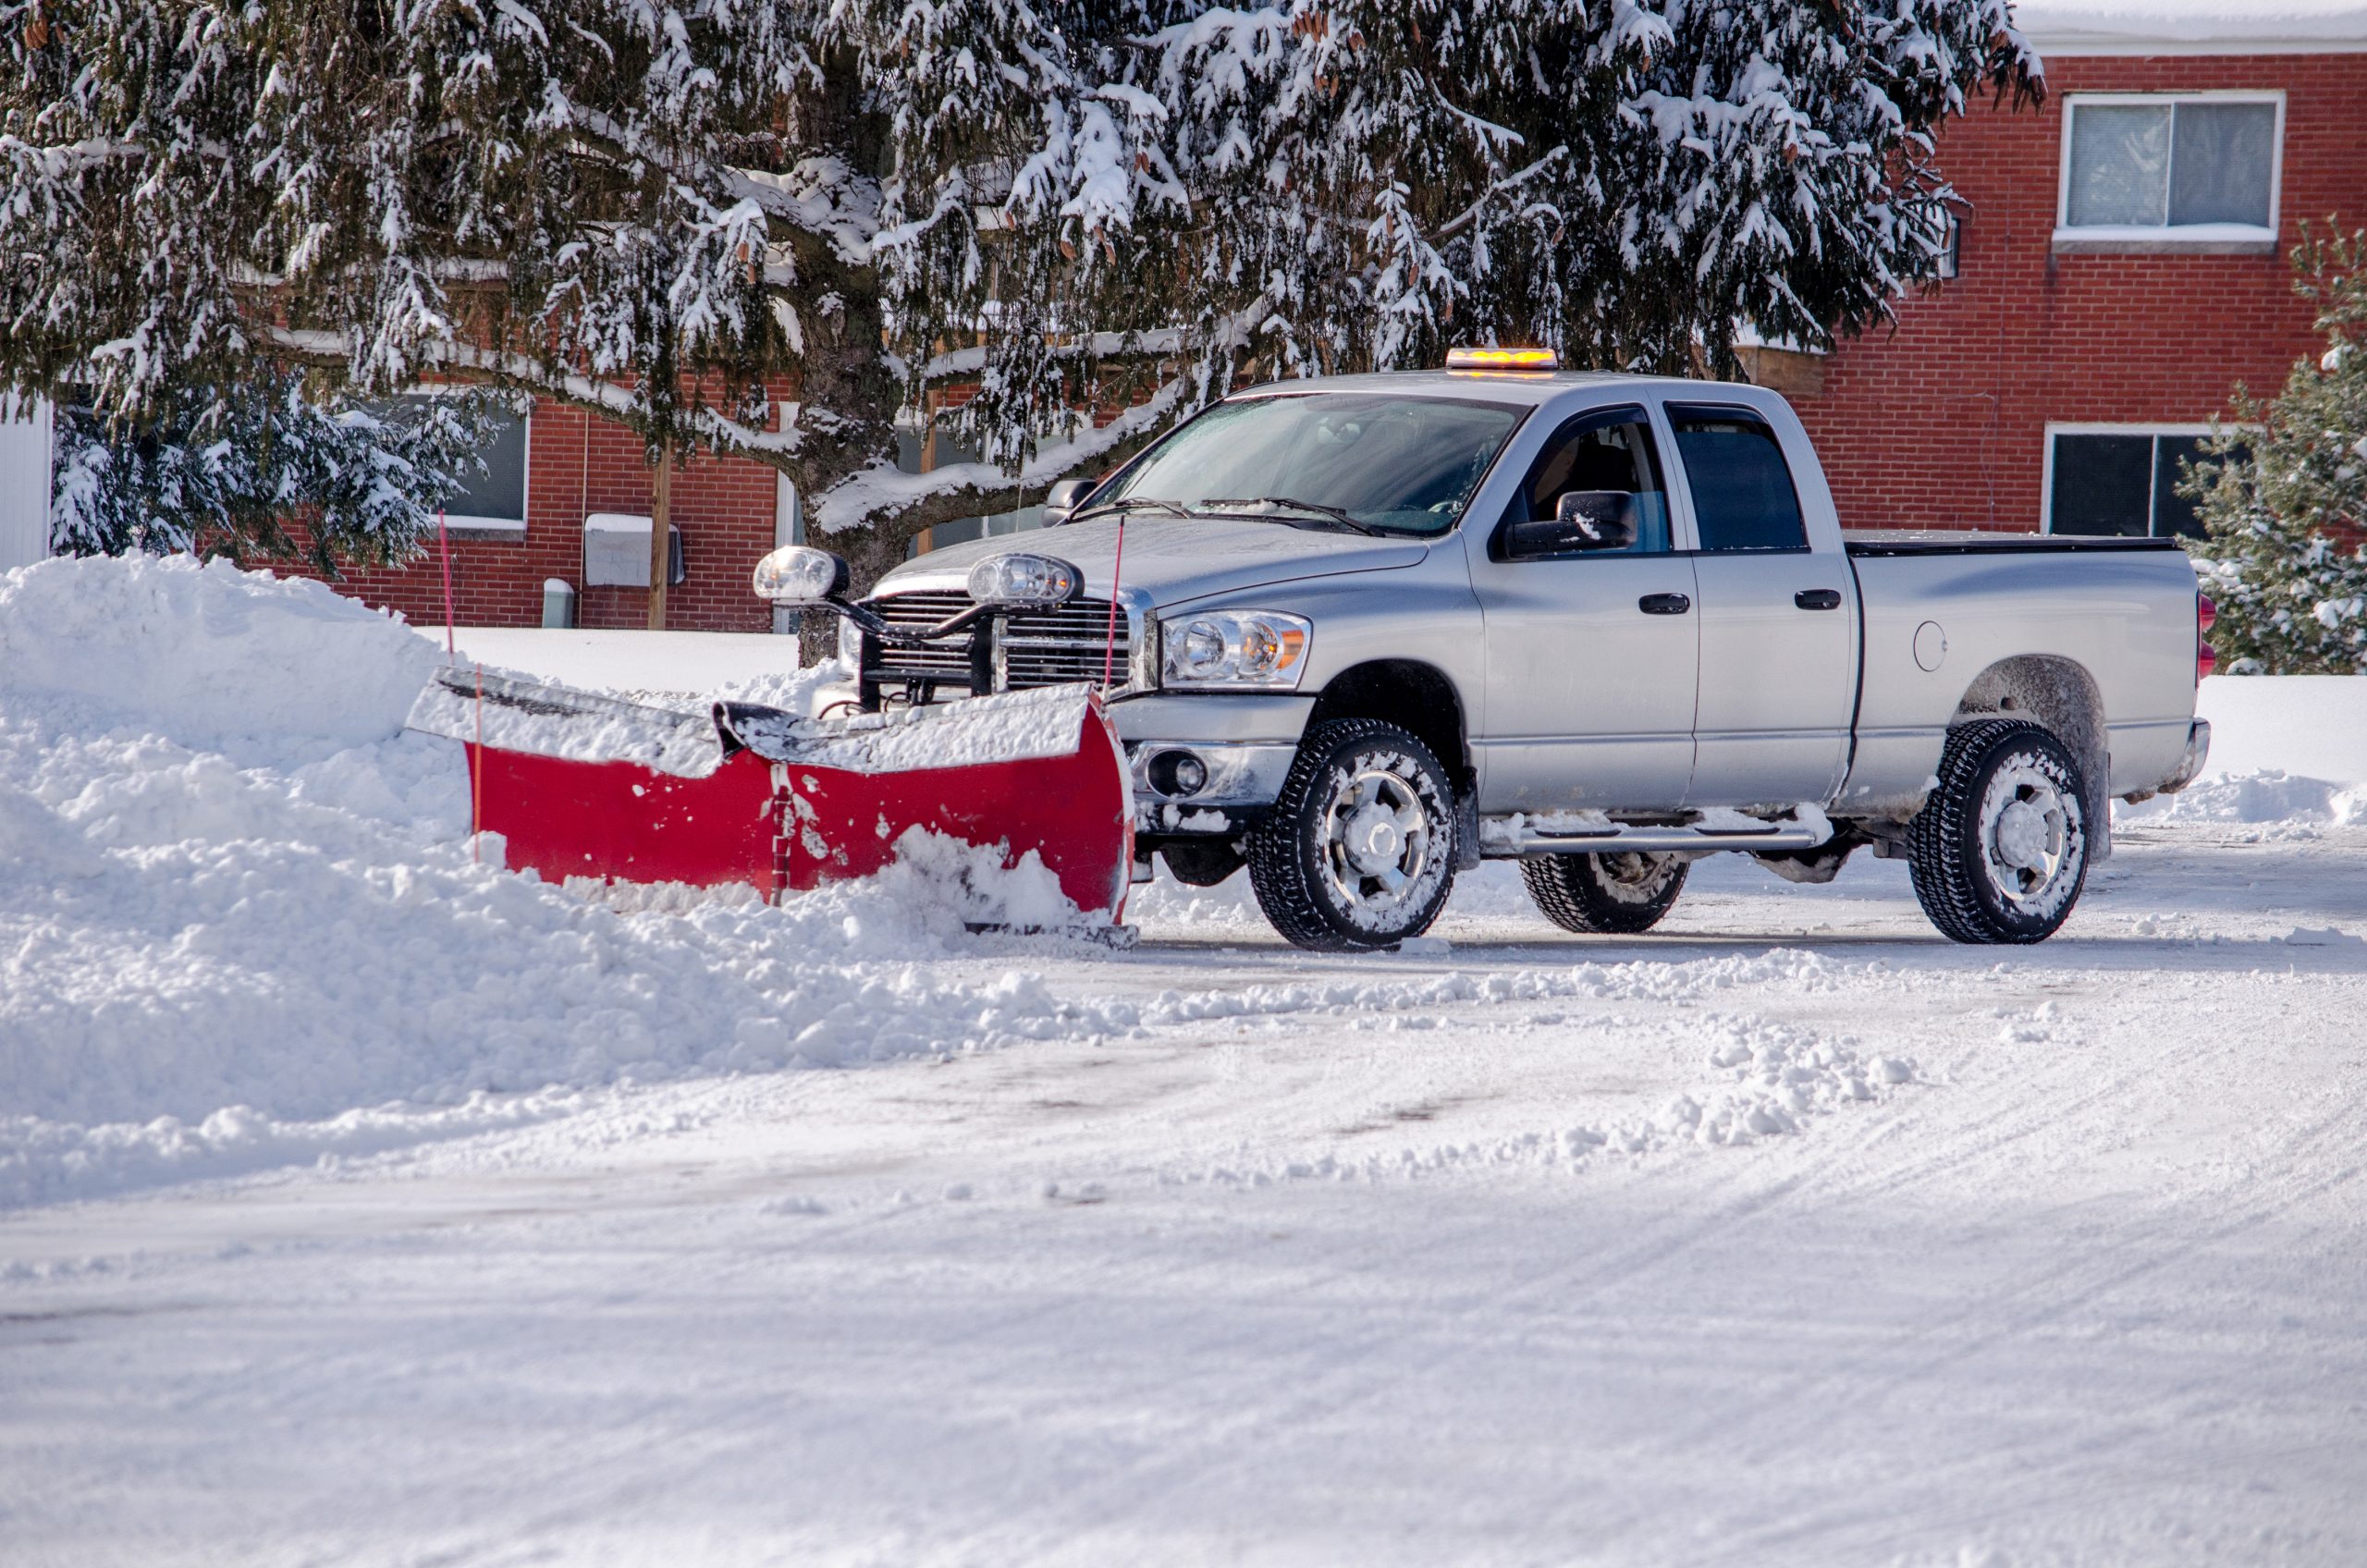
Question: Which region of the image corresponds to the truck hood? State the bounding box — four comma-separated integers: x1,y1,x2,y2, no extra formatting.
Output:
867,516,1431,607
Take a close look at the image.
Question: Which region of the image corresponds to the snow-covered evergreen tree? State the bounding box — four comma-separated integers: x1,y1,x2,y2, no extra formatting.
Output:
50,374,507,571
2,0,2038,590
2182,227,2367,675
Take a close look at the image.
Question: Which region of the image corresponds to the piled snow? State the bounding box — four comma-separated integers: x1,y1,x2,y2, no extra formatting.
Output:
2194,674,2367,785
422,624,816,701
1,554,438,762
0,557,1112,1207
2118,674,2367,832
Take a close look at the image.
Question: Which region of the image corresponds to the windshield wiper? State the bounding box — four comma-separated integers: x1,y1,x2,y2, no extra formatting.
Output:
1200,496,1380,535
1066,496,1191,524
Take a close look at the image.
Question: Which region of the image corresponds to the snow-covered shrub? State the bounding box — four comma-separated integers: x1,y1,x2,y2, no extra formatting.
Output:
2182,227,2367,674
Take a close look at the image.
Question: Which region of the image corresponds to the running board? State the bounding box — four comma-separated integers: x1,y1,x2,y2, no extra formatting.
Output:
1476,811,1834,858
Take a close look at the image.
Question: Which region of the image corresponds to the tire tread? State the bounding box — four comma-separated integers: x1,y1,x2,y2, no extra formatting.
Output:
1246,717,1454,951
1907,717,2085,945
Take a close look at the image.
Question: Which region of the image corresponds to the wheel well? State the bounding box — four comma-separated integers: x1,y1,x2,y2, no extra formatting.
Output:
1953,654,2111,854
1307,660,1471,789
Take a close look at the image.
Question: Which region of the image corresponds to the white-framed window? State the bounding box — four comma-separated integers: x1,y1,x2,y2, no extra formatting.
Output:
2055,92,2282,251
387,390,531,536
2042,424,2241,539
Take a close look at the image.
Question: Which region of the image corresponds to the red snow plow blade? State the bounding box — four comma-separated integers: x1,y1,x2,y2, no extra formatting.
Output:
406,671,1134,931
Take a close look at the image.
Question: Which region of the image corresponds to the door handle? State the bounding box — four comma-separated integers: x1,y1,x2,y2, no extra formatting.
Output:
1794,588,1843,611
1637,593,1692,616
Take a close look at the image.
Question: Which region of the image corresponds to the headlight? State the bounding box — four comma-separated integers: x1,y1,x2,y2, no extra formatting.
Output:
1159,610,1312,690
753,545,850,605
837,613,864,666
967,551,1082,610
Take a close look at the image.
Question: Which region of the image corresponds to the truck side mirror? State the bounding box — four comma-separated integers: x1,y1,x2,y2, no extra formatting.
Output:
1043,477,1095,524
1504,490,1637,558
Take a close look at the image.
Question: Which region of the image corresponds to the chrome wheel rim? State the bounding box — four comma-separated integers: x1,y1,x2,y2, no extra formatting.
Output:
1595,851,1680,904
1320,762,1436,924
1979,758,2080,913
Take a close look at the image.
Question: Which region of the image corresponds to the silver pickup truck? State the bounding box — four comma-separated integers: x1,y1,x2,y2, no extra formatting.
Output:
825,363,2214,950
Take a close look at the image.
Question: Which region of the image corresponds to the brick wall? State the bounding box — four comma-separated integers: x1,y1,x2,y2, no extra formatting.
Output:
328,396,785,633
1796,50,2367,533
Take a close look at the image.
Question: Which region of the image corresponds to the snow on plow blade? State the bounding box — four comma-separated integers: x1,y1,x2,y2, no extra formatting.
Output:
406,670,1133,927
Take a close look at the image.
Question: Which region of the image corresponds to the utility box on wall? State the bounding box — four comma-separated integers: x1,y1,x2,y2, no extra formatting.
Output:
583,512,685,588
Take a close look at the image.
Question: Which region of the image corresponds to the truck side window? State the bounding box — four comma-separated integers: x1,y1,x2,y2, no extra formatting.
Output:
1667,408,1808,551
1498,407,1672,555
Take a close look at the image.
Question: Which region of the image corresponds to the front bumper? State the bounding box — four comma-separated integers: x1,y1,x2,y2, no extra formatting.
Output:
1111,693,1313,835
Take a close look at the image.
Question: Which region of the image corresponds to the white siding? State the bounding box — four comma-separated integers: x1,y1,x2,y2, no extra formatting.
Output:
0,398,51,570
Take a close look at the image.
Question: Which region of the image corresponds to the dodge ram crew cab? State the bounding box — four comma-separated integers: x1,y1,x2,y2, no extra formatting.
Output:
818,358,2214,951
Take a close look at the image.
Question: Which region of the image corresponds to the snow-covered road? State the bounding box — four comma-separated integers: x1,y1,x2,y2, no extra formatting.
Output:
9,833,2367,1566
6,558,2366,1565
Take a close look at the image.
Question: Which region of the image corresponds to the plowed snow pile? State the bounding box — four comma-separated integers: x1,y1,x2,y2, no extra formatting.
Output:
0,557,1110,1205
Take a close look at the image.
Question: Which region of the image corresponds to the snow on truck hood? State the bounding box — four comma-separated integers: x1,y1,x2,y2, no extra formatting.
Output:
872,515,1430,607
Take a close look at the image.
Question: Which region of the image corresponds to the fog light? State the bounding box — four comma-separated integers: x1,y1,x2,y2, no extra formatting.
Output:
1147,749,1208,797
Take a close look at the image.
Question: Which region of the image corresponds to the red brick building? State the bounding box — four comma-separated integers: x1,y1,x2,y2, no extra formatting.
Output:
1771,5,2367,539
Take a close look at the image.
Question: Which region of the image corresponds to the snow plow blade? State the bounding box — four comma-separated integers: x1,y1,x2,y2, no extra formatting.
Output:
406,671,1133,928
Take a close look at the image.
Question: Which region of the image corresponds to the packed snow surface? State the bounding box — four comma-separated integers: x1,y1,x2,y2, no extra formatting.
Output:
6,557,2367,1566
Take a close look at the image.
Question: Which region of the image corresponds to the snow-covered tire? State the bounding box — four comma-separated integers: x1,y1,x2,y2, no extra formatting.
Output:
1907,718,2090,945
1246,718,1458,951
1521,851,1688,935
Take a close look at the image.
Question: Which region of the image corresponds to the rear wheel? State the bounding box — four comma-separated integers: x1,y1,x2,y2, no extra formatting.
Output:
1246,718,1458,950
1907,718,2090,944
1521,851,1688,935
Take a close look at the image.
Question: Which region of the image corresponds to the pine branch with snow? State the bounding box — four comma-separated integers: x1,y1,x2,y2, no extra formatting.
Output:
50,374,509,573
3,0,2040,593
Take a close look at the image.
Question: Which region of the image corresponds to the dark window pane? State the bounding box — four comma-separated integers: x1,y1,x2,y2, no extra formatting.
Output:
1502,406,1672,555
2050,435,2152,535
1669,409,1807,551
2169,103,2275,227
2152,435,2229,539
375,395,528,523
443,405,527,522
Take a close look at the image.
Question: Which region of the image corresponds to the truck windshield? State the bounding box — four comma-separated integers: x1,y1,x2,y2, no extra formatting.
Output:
1099,393,1526,536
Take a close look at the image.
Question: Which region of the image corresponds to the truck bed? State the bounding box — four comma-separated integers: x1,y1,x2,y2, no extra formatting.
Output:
1843,530,2189,557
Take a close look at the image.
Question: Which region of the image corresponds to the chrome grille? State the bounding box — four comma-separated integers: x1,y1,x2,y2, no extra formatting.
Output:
860,589,1140,702
864,591,975,688
1000,596,1133,689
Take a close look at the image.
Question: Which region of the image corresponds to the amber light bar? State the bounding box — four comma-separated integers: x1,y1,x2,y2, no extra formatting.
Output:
1443,346,1560,371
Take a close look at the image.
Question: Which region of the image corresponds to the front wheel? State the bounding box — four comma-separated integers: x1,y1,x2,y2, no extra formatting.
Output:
1246,718,1458,950
1907,718,2090,944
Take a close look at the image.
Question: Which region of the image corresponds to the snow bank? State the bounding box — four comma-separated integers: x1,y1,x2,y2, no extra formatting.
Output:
0,555,438,763
0,557,1113,1207
2194,675,2367,787
2118,675,2367,831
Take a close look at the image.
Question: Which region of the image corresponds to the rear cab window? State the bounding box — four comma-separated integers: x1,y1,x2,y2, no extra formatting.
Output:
1667,406,1809,552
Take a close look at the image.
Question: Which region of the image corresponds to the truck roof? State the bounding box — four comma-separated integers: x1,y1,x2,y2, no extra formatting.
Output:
1227,368,1706,409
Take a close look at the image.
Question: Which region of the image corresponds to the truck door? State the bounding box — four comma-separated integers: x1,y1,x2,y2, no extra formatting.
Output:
1664,404,1855,808
1466,404,1699,812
